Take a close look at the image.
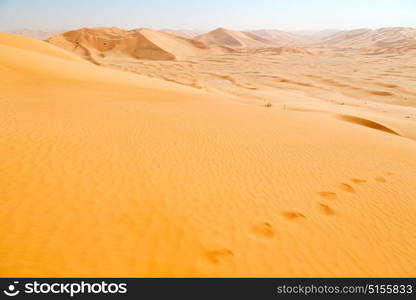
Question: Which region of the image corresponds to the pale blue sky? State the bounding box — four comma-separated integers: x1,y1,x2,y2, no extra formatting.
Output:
1,0,415,31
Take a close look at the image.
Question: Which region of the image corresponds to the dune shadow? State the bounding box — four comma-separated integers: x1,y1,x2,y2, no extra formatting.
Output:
335,114,400,136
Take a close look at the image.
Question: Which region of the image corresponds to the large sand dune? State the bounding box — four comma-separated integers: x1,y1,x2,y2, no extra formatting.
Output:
47,27,229,63
1,33,416,277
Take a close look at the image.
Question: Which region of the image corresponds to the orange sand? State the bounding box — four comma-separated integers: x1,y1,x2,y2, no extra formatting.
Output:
1,33,416,277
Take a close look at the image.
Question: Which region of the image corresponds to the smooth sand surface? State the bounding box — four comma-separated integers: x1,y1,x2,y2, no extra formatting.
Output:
1,33,416,277
0,32,86,62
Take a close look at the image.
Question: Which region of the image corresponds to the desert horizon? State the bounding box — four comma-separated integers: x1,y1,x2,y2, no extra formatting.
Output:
1,0,416,284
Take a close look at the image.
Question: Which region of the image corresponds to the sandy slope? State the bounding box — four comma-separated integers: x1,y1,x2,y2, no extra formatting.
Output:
0,32,86,63
47,27,229,63
1,34,416,277
194,28,272,48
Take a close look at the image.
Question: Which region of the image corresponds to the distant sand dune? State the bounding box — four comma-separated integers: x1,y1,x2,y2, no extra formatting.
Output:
194,27,272,48
48,27,231,62
319,27,416,52
195,27,312,49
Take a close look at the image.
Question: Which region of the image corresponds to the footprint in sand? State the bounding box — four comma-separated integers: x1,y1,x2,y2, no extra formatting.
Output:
205,249,234,265
351,178,367,184
318,191,337,200
386,172,395,176
251,222,275,239
281,211,306,223
375,177,387,183
339,183,355,193
317,203,335,216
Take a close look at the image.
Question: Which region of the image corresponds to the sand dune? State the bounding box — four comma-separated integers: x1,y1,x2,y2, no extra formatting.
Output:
194,28,313,51
194,27,272,48
292,29,342,40
47,27,230,62
1,33,416,277
319,27,416,50
0,32,86,63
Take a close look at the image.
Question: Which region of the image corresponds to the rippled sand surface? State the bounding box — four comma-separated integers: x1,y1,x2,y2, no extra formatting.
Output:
1,33,416,277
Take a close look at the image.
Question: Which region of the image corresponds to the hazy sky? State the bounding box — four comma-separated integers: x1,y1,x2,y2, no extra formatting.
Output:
1,0,415,32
